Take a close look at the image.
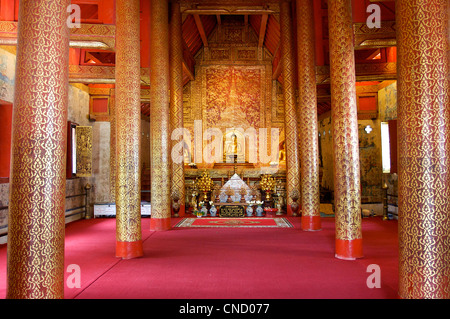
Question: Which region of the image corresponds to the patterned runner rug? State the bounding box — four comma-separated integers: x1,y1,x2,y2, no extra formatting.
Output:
174,217,294,228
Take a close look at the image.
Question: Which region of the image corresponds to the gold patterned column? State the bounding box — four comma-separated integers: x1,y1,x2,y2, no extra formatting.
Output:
170,1,185,217
280,0,301,216
115,0,143,258
296,0,321,231
150,0,171,231
328,0,363,259
7,0,70,298
397,0,450,299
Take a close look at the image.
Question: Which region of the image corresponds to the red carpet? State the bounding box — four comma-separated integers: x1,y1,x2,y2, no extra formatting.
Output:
0,216,399,299
175,217,293,228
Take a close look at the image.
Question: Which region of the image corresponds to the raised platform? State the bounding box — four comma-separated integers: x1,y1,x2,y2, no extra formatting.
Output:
212,162,256,169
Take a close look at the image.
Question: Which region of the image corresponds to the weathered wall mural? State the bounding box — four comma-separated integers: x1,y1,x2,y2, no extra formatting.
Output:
0,46,16,103
204,65,265,130
379,81,397,121
358,119,382,202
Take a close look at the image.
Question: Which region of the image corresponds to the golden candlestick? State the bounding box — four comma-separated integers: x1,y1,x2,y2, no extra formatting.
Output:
260,174,276,201
195,171,214,202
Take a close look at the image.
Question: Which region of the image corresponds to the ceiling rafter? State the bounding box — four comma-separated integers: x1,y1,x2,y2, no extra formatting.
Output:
193,14,209,47
258,14,268,48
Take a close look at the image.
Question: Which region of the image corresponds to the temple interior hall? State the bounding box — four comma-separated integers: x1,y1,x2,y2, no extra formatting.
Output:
0,0,449,300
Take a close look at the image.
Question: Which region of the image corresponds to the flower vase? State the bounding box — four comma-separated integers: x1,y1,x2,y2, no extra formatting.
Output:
246,206,253,217
256,205,264,217
201,206,208,217
210,205,217,217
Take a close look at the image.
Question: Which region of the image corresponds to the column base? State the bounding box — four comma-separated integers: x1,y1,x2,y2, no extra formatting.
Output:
173,204,185,217
150,217,171,231
301,215,322,231
116,240,143,259
287,205,301,217
335,238,363,260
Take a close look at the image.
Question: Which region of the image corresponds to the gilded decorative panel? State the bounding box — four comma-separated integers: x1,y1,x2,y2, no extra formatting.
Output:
76,126,93,177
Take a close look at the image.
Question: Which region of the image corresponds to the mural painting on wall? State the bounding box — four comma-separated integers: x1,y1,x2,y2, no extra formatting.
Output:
319,116,383,203
358,122,382,202
0,184,8,231
0,49,16,103
379,82,397,121
204,66,264,130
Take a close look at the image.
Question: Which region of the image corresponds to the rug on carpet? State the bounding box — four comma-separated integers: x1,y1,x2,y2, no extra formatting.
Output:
174,217,294,228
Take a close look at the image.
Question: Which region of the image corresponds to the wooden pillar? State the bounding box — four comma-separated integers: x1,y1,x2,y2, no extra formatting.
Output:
280,0,301,216
7,0,70,298
397,0,450,299
115,0,143,259
109,91,116,203
170,1,186,217
296,0,321,231
328,0,363,260
150,0,171,231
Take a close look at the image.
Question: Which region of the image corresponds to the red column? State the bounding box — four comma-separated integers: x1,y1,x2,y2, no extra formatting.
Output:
397,0,450,299
328,0,363,260
150,0,171,231
280,0,301,216
296,0,321,231
170,1,186,217
7,0,70,298
115,0,143,259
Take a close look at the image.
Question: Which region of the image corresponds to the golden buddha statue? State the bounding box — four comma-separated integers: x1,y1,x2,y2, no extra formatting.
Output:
225,133,242,163
278,141,286,163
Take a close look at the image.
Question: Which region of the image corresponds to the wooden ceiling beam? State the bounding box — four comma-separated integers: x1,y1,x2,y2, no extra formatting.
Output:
272,59,282,80
258,13,268,48
193,14,209,47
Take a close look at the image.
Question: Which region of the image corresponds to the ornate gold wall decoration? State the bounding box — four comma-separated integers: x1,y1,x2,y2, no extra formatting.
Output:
237,49,257,60
280,0,301,214
75,126,93,177
210,49,231,60
397,0,450,299
353,21,396,50
7,0,71,299
115,0,142,256
328,0,362,259
296,0,321,231
0,21,116,50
